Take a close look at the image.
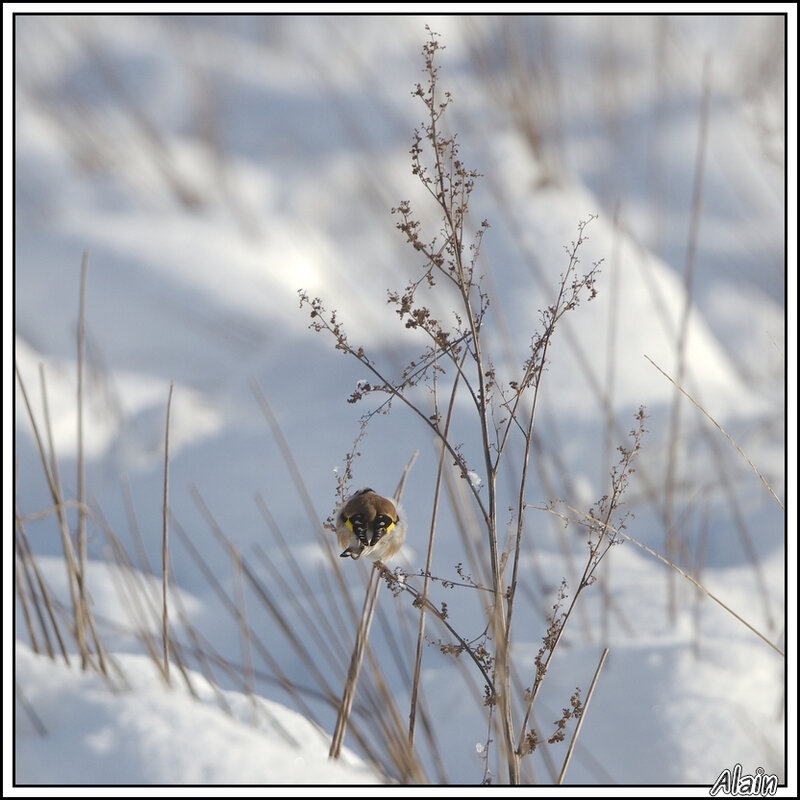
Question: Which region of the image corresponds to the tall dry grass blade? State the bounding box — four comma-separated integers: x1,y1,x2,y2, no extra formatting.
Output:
329,566,380,760
663,57,712,620
329,454,420,775
392,450,419,501
15,554,44,656
37,364,88,661
53,365,114,674
250,379,364,629
92,500,169,682
121,476,207,690
252,494,350,668
176,619,233,715
80,584,110,678
359,619,426,784
153,568,202,700
231,545,257,717
16,363,90,667
121,473,154,575
77,251,89,669
557,647,609,784
562,505,784,657
230,546,299,741
373,591,448,783
15,515,67,661
40,361,110,676
119,476,206,696
251,541,347,676
16,681,48,737
184,490,345,714
645,355,784,510
249,380,333,557
600,207,623,643
162,380,175,682
169,513,323,724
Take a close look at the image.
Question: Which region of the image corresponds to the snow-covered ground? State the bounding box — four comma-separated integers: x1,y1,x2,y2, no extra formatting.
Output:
15,638,379,785
10,10,791,790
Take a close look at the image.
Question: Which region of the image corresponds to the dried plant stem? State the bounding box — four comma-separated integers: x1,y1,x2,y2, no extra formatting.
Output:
16,681,48,737
15,551,43,656
412,38,515,779
409,359,462,750
329,566,381,760
250,380,343,560
557,648,609,784
663,58,711,620
393,450,419,502
250,379,368,631
162,380,174,682
46,361,105,673
15,364,96,669
562,506,783,658
231,545,257,715
15,516,64,660
302,30,603,782
169,512,323,724
505,261,575,641
77,251,89,669
517,413,642,755
184,481,421,774
329,453,418,772
500,247,600,781
251,527,348,673
645,355,783,510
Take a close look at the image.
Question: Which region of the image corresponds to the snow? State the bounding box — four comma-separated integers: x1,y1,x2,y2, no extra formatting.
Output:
15,642,380,786
9,9,792,792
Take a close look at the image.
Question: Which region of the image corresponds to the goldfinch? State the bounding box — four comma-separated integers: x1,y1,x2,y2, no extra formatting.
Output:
335,488,406,562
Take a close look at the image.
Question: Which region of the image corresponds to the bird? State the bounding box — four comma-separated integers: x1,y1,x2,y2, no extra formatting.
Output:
335,487,406,562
